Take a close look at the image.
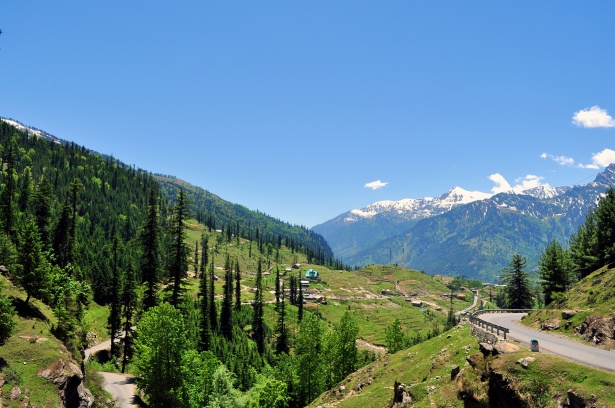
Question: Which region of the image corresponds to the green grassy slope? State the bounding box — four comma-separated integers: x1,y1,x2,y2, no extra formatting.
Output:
310,323,615,408
522,265,615,349
0,275,112,407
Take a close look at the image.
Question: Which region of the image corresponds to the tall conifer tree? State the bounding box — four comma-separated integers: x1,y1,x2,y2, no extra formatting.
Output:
275,283,289,354
208,256,218,332
252,258,265,354
121,261,137,373
220,254,233,339
168,188,191,307
141,186,161,311
234,259,241,311
108,237,122,357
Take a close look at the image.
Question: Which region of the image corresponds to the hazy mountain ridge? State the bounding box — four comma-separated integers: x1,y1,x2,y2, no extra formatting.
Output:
314,166,615,281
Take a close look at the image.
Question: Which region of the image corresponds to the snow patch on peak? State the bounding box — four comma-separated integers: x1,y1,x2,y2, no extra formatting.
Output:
346,187,492,222
439,187,492,205
520,185,570,199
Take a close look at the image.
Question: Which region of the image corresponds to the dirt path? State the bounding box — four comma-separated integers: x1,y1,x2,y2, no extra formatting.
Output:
356,338,387,356
85,337,137,408
100,372,138,408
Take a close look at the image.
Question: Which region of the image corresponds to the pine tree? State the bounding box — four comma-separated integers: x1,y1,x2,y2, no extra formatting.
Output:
208,255,218,333
502,254,533,309
0,279,16,346
121,261,137,373
594,188,615,267
52,197,72,268
168,188,191,307
200,232,209,282
18,166,32,213
220,254,233,339
193,240,199,278
539,240,570,305
334,311,358,383
108,237,122,357
252,258,265,354
275,282,289,354
234,259,241,311
31,177,53,250
67,178,84,266
569,209,599,280
0,136,17,238
15,218,51,304
295,313,324,405
198,254,211,351
141,185,161,311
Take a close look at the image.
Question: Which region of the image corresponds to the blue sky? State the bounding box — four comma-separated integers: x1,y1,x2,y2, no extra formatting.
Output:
1,2,614,227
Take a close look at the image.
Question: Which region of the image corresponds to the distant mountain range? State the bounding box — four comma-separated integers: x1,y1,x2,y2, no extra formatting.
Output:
313,166,615,281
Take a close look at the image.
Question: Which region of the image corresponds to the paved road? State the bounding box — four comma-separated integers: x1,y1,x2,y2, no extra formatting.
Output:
481,313,615,372
85,337,137,408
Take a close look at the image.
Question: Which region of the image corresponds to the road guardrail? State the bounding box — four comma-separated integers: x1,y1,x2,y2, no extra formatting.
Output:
468,309,533,340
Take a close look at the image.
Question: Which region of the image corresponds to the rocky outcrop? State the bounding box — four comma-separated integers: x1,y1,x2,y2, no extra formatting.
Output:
38,359,94,408
575,313,615,346
390,381,414,405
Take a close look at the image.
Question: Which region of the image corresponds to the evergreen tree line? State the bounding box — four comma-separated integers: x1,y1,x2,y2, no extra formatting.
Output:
158,176,347,270
536,188,615,306
495,188,615,310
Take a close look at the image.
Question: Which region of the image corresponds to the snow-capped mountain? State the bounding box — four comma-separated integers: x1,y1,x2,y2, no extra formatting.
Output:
345,187,492,222
313,165,615,281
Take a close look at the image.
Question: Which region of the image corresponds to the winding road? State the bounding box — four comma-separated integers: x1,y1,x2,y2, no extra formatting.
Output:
481,313,615,372
85,338,138,408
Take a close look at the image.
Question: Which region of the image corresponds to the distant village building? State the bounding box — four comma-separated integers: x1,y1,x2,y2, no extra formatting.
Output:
305,269,319,279
456,293,467,300
411,300,422,307
292,263,301,269
300,280,310,288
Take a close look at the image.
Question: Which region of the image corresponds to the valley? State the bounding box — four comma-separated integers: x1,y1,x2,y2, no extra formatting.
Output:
1,118,615,408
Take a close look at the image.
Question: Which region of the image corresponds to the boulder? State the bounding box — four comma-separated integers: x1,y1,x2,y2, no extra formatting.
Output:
562,310,577,320
479,342,494,356
38,359,94,408
575,314,615,345
540,320,560,331
392,381,414,404
493,342,520,355
516,356,535,369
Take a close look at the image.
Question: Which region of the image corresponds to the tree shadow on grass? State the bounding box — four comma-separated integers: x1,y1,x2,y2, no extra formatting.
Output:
10,296,49,322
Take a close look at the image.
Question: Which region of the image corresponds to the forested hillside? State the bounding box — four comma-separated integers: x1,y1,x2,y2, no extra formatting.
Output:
0,119,356,407
155,174,338,268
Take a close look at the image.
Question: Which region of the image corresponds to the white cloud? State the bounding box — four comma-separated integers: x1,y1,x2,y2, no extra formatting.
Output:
572,106,615,128
489,173,547,194
541,149,615,169
514,174,545,191
364,180,388,190
540,153,575,166
590,148,615,167
489,173,512,194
